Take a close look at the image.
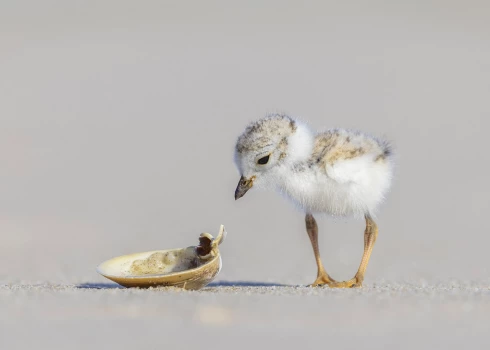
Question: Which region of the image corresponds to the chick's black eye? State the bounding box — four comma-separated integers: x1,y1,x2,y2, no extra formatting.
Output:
257,155,270,165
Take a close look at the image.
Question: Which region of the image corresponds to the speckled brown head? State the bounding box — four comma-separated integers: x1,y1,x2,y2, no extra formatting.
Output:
234,114,313,199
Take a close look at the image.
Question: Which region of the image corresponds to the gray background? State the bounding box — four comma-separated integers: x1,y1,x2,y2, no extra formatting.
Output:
1,1,489,349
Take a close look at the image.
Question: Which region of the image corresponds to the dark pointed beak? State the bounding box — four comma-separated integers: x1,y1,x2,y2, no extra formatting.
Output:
235,176,255,200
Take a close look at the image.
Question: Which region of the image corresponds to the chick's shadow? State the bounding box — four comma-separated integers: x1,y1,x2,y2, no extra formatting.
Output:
207,281,289,287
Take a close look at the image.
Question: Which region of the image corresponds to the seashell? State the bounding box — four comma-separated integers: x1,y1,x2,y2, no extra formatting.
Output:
96,225,226,290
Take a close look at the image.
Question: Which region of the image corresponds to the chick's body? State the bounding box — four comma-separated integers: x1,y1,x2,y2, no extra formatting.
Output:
278,128,393,218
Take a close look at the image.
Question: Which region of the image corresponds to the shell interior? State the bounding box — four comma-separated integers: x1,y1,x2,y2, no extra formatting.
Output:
96,247,205,279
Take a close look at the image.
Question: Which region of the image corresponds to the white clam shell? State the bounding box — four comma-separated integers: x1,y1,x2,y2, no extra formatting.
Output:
96,225,226,290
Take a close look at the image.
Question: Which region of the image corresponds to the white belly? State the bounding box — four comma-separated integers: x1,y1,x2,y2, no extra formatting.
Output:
277,163,391,218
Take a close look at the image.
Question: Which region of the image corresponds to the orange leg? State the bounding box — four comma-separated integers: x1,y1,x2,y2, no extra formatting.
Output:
305,214,336,286
328,215,378,288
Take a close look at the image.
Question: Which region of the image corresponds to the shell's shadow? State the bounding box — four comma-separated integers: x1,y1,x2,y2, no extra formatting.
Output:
77,283,123,289
76,281,291,289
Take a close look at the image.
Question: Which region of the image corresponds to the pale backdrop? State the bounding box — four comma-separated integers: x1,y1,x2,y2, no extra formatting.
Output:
1,1,489,287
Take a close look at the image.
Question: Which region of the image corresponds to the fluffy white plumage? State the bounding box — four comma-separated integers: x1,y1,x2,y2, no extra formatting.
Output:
234,114,394,218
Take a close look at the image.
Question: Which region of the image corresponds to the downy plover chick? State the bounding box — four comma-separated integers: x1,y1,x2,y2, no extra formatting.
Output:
234,114,394,288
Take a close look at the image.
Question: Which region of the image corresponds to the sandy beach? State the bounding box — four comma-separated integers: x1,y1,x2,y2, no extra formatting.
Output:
2,281,490,349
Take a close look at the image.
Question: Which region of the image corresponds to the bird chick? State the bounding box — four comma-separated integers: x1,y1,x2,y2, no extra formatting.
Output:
234,113,394,288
